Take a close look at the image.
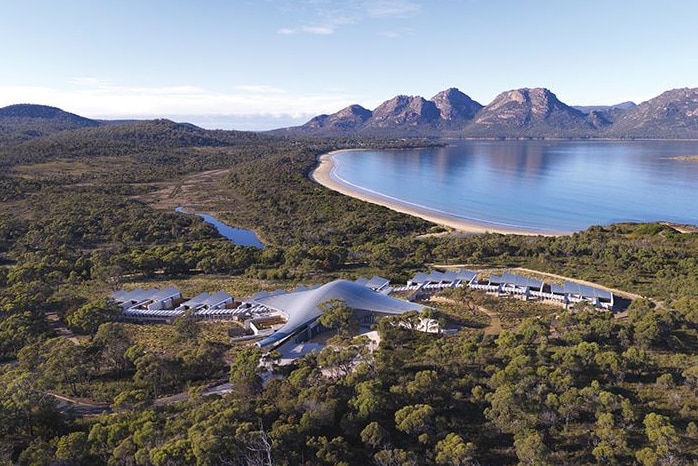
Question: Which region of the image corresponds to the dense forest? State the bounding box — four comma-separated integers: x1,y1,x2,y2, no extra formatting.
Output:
0,119,697,465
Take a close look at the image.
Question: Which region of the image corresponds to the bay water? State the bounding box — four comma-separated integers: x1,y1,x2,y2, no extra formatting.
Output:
329,140,698,233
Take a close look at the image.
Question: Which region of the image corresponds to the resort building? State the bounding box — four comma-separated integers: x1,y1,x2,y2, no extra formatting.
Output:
253,279,426,349
402,269,616,310
397,269,478,292
175,291,235,319
110,268,615,346
112,287,241,322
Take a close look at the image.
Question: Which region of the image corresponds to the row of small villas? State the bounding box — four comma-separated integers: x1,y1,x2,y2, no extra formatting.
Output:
111,269,616,350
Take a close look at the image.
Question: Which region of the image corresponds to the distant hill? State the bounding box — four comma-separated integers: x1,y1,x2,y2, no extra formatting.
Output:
0,104,101,144
273,87,483,137
302,104,373,134
603,88,698,138
5,86,698,142
0,117,270,168
572,101,637,128
572,101,637,113
276,87,698,139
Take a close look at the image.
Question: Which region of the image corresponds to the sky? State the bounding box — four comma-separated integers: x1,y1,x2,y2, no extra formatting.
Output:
1,0,696,130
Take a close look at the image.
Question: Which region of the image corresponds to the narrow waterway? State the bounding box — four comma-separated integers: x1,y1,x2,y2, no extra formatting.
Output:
175,207,264,248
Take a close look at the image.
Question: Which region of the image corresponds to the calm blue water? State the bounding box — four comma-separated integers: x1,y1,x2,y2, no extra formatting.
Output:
330,140,698,233
175,207,264,248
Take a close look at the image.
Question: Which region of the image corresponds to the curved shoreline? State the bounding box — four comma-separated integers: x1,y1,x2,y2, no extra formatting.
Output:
311,150,569,236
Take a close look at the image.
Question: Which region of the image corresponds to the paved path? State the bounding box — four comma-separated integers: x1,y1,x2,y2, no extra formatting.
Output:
49,392,111,416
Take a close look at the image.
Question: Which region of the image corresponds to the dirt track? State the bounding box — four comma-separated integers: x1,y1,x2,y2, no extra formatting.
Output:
137,168,234,212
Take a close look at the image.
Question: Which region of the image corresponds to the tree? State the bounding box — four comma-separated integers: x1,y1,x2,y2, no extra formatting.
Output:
349,380,385,420
92,322,132,376
681,365,698,395
17,438,54,466
36,338,90,396
0,370,64,440
317,344,361,379
592,412,628,464
641,413,678,464
360,422,390,450
229,346,262,398
434,433,475,465
307,436,352,466
318,299,355,337
55,431,90,464
132,352,173,398
394,404,435,439
149,439,195,466
513,430,550,466
66,297,121,336
372,448,418,466
172,310,200,342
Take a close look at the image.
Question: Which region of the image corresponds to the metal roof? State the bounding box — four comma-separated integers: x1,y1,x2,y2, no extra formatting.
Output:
552,281,613,300
365,275,390,290
255,279,424,348
410,272,429,284
455,269,477,282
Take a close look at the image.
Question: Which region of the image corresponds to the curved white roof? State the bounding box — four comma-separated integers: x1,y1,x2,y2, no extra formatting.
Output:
255,279,424,348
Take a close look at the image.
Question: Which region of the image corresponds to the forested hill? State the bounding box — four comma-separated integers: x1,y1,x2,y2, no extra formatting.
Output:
0,104,697,465
0,118,277,169
0,103,101,144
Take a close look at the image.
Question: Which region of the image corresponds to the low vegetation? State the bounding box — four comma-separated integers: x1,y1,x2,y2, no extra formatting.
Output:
0,120,697,464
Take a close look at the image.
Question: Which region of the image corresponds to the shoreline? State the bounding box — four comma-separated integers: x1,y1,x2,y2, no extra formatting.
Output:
311,151,569,236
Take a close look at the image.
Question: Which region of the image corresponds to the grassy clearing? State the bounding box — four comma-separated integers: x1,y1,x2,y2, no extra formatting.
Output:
11,157,139,178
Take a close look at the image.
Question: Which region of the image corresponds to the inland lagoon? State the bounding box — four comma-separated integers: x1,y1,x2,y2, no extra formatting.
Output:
175,207,264,248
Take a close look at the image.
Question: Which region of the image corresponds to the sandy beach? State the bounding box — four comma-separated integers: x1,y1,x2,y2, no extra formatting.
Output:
311,151,566,236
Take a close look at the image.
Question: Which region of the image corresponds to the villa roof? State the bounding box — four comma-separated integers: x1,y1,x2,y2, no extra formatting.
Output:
365,275,391,290
550,281,613,301
111,287,181,305
455,269,477,282
179,291,233,309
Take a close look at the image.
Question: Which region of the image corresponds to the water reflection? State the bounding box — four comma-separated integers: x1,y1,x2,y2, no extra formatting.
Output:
175,207,264,248
332,140,698,232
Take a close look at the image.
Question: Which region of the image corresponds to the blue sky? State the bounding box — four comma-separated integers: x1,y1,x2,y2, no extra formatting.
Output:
1,0,696,130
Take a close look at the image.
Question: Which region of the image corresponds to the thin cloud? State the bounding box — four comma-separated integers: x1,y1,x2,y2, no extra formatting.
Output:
236,85,286,94
365,0,421,18
276,0,418,36
378,31,401,38
69,77,115,88
0,81,361,119
302,25,335,34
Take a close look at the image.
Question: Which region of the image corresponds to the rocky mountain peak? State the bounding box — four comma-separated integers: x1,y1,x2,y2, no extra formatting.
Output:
430,88,483,121
605,87,698,137
476,87,584,125
370,95,440,127
302,104,372,131
278,86,698,138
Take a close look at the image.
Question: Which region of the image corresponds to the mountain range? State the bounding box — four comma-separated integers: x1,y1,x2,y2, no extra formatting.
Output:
2,86,698,141
273,87,698,139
